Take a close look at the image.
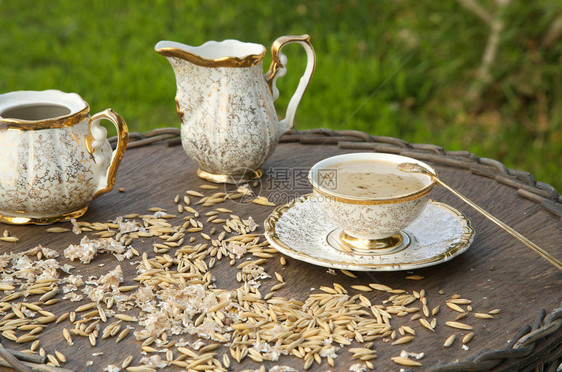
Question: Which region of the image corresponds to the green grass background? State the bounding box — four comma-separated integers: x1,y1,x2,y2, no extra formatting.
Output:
1,0,560,190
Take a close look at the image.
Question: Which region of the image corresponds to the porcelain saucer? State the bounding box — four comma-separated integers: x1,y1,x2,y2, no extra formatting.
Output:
264,194,475,271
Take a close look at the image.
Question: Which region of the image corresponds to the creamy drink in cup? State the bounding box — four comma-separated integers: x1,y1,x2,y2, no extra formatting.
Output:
308,153,436,254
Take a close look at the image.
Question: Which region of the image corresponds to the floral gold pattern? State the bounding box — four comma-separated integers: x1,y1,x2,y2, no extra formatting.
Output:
308,153,437,240
0,90,128,224
155,36,315,183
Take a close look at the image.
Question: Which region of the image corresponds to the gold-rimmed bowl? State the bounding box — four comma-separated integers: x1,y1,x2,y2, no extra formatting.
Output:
0,90,128,224
308,153,436,254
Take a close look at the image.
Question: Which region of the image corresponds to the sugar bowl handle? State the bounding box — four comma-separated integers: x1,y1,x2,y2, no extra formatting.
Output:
265,34,316,134
89,109,129,198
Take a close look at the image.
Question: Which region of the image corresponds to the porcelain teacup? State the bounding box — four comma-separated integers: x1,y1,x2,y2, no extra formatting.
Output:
0,90,128,224
308,153,436,254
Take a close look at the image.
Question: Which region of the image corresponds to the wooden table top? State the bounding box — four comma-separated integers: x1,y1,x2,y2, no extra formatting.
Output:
0,131,560,371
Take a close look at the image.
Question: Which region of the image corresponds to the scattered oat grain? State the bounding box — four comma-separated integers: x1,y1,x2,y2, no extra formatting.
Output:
391,356,422,366
443,334,456,348
446,321,472,330
406,275,424,280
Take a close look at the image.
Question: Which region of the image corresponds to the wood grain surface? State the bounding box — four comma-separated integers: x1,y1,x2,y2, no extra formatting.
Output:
0,141,560,371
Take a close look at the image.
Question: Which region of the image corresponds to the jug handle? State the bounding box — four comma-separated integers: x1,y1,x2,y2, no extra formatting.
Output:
87,109,129,199
265,34,316,135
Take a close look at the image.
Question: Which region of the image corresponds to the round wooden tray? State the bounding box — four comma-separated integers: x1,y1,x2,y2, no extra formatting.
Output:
0,128,559,371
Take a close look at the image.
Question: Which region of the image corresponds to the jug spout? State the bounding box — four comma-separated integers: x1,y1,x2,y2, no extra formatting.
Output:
155,40,266,68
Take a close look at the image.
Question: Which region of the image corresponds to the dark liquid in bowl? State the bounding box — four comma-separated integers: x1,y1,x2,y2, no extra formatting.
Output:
1,104,71,121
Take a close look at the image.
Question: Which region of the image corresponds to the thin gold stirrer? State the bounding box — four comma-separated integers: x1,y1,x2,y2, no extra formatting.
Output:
398,162,562,271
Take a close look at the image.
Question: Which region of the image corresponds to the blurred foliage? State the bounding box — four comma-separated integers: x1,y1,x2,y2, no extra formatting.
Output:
0,0,560,190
